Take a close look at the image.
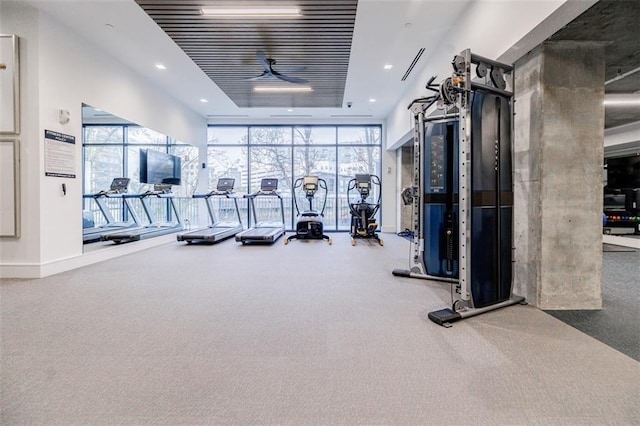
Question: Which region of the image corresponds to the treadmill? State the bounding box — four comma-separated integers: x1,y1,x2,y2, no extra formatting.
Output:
235,178,286,244
177,178,243,244
101,184,183,244
82,178,143,243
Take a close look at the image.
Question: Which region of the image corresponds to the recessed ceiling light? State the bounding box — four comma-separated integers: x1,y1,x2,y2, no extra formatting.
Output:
155,64,166,70
254,86,313,93
369,98,376,103
201,7,301,17
384,64,393,70
287,109,294,112
200,99,209,103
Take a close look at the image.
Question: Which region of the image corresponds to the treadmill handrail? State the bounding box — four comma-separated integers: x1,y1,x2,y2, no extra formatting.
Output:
84,193,144,238
193,190,237,198
191,189,243,228
244,190,285,228
117,191,173,200
141,191,174,198
83,190,129,198
245,190,282,198
118,192,174,199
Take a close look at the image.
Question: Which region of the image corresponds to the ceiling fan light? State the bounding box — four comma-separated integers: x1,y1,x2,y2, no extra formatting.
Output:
201,7,301,17
254,86,313,93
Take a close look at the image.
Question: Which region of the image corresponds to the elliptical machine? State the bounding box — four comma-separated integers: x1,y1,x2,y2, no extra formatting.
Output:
284,176,332,245
347,174,383,246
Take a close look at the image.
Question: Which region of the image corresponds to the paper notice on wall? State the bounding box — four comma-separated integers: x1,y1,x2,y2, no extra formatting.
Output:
44,130,76,178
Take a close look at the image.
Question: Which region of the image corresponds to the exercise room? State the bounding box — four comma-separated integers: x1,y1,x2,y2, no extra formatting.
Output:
1,0,638,424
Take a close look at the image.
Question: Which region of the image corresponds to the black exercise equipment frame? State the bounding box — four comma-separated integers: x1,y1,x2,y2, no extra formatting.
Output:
347,174,383,246
285,176,332,244
393,49,525,327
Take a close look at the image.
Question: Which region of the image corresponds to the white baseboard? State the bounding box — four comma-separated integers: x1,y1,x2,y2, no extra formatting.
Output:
0,234,177,279
0,263,42,279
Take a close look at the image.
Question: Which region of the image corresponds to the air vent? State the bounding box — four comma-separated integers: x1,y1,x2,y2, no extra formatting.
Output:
401,48,425,82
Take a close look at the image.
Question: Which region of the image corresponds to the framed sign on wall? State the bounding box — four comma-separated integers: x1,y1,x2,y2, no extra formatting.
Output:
0,139,20,237
0,34,20,135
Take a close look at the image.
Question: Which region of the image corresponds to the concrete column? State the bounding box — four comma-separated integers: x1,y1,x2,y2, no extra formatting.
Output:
513,41,605,309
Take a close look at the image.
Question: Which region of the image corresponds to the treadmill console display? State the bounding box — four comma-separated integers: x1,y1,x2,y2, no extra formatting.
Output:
153,184,173,193
261,178,278,191
217,178,235,192
110,178,130,193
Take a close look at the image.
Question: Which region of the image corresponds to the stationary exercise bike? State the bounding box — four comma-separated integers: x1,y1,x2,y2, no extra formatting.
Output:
347,174,383,246
285,176,332,245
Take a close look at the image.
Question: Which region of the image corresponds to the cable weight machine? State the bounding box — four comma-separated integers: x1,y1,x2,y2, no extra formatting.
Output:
393,49,525,326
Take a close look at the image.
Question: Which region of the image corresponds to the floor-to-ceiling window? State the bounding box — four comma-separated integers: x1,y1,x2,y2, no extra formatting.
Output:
207,125,382,231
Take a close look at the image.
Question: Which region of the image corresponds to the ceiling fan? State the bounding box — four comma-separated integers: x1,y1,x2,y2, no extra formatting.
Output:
246,50,308,84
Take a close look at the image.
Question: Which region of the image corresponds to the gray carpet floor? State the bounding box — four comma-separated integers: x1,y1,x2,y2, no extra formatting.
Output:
1,233,639,425
547,247,640,361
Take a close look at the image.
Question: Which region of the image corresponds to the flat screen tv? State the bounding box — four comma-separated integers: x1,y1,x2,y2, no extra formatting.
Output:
139,149,182,185
607,155,639,189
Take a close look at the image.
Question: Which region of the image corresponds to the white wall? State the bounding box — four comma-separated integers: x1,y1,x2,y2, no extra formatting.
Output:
385,0,595,148
0,1,207,278
380,133,396,233
0,1,42,272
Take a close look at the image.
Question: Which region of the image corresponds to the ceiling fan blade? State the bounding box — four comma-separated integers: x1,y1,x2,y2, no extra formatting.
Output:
243,70,274,81
273,71,308,84
256,49,271,71
250,50,307,84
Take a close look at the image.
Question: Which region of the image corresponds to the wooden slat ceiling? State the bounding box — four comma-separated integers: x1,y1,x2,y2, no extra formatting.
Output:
134,0,358,108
